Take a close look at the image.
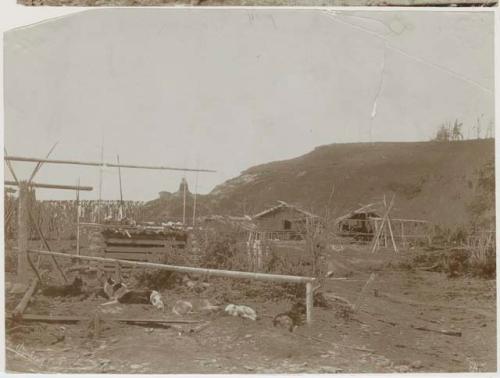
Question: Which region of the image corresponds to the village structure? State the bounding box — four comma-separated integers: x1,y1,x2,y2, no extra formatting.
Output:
4,144,496,373
3,8,496,375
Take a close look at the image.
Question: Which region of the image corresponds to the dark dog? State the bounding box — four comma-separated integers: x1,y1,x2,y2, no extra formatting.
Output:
273,302,307,332
117,290,152,304
41,276,84,297
103,278,128,299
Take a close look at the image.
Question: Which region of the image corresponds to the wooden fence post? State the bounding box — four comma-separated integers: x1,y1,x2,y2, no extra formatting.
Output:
114,260,121,282
17,181,30,285
401,222,406,249
306,281,313,325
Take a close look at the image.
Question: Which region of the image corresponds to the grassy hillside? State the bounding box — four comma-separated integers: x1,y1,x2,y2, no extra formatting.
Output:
208,139,495,226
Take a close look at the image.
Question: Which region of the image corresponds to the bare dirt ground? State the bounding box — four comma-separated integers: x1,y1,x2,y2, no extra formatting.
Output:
5,242,496,373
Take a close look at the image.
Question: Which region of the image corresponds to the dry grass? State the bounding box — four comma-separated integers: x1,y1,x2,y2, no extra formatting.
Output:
467,231,495,278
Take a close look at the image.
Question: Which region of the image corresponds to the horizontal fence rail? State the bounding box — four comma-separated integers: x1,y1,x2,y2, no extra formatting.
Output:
5,156,216,173
28,249,315,283
5,181,93,191
27,248,317,323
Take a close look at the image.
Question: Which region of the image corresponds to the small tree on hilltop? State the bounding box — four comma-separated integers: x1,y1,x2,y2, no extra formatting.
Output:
434,124,451,141
452,120,464,141
434,119,463,142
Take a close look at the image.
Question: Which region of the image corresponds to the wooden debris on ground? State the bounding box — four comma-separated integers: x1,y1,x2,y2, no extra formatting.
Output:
293,332,375,354
7,313,203,326
410,324,462,337
12,278,39,319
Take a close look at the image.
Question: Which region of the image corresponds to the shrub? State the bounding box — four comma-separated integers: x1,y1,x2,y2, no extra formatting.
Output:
468,232,496,279
200,233,242,270
133,269,180,290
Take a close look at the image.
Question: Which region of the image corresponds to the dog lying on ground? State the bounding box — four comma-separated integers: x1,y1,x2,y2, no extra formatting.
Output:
41,276,84,297
118,289,164,309
224,304,257,321
172,300,193,315
273,302,306,332
101,278,164,311
182,275,210,293
103,278,128,299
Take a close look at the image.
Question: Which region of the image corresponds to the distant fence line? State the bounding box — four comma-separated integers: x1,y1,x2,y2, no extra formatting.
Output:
4,198,146,240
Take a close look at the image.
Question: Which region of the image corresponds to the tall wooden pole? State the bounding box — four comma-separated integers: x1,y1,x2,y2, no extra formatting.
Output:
17,181,30,285
387,217,398,253
117,155,124,220
401,222,406,249
182,177,187,226
76,178,81,256
27,141,58,184
98,143,104,224
306,281,313,325
192,172,198,227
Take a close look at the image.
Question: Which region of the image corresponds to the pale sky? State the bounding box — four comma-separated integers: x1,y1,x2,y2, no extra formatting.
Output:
4,9,494,201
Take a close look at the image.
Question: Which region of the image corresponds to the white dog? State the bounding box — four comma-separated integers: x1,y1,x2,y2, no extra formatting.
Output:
224,304,257,321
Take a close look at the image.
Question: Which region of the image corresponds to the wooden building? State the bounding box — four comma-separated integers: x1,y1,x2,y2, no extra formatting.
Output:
336,204,382,240
335,202,430,246
252,201,318,240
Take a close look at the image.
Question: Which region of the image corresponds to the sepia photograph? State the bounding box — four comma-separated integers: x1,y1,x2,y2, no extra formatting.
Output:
3,8,496,373
16,0,499,8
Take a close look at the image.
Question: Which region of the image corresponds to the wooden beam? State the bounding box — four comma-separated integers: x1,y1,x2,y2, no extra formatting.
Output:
5,181,92,191
28,249,316,321
27,141,58,184
117,155,124,219
7,313,203,325
26,252,43,283
76,178,81,256
370,196,395,254
306,282,313,325
387,216,398,253
28,249,316,284
410,325,462,337
4,148,19,184
17,182,30,284
12,278,39,319
27,210,68,283
401,222,406,249
369,217,428,224
5,156,216,173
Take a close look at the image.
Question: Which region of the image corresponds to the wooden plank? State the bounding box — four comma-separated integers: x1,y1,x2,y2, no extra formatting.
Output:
27,210,68,283
105,250,152,256
104,252,151,261
28,249,316,284
12,279,39,318
387,217,398,253
101,266,135,272
410,325,462,337
27,141,59,183
105,246,165,253
28,248,316,323
306,282,313,325
369,217,428,224
105,238,168,246
7,313,202,324
370,196,395,254
17,182,29,284
5,181,92,191
5,155,216,173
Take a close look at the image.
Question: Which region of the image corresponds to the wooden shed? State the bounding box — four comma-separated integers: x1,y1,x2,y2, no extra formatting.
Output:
252,201,318,240
335,204,382,240
335,202,430,246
